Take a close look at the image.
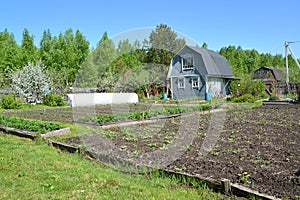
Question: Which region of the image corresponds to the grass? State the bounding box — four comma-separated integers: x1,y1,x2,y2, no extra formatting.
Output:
0,132,224,200
47,123,96,142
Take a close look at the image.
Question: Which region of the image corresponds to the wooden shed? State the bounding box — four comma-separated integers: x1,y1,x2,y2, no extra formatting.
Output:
253,66,286,95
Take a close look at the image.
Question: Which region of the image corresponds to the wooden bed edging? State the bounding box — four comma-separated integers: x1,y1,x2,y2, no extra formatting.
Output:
81,149,282,200
0,126,71,140
41,128,71,139
47,139,79,153
46,139,281,200
162,170,281,200
230,182,281,200
159,169,222,191
100,108,224,129
0,126,36,140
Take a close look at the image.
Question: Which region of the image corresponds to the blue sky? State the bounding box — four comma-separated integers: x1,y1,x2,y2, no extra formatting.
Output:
1,0,300,56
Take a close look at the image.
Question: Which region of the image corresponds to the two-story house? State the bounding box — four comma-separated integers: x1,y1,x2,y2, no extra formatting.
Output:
167,45,234,99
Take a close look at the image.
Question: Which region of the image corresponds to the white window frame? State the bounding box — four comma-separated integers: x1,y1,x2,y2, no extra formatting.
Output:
178,78,185,89
181,54,194,71
192,77,200,89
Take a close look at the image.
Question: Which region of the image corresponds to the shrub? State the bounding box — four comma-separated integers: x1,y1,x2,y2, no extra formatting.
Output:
230,94,256,103
230,77,266,98
43,93,66,107
0,94,21,109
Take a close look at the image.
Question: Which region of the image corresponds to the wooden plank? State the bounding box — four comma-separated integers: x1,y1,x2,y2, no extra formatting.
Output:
231,183,281,200
48,139,79,153
46,138,281,200
41,128,71,138
0,126,36,140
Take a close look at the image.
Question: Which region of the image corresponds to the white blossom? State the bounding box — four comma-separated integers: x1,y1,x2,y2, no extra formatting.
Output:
11,61,50,102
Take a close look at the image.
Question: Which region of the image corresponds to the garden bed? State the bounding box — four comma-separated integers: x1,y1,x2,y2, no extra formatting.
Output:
0,114,69,139
0,115,62,134
0,102,211,123
63,104,300,199
0,107,73,123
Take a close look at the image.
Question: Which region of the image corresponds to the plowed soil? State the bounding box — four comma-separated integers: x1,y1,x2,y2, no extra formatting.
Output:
64,105,299,199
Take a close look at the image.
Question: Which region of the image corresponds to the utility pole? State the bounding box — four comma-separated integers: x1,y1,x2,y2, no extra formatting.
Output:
284,41,290,93
284,41,300,93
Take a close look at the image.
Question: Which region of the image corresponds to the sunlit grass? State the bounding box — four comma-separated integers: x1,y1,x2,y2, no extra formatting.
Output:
0,133,222,200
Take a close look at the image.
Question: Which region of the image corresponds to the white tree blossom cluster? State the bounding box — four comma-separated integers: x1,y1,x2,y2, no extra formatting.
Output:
11,61,50,103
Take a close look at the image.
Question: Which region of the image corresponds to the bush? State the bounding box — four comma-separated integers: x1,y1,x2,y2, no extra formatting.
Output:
43,93,66,107
0,94,21,109
230,94,256,103
230,77,266,98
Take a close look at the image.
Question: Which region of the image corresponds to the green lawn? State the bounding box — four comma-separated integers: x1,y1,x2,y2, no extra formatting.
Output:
0,133,223,200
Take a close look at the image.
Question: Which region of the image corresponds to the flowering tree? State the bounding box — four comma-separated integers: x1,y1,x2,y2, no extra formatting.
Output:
11,61,50,103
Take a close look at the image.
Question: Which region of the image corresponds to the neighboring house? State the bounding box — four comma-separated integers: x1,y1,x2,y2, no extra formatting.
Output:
167,45,235,99
253,66,286,95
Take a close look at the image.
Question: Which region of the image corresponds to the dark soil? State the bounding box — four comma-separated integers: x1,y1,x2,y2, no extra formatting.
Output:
0,103,178,123
64,104,300,199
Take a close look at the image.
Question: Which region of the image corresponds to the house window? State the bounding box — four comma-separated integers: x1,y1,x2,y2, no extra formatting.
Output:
192,77,199,88
181,54,194,70
178,78,185,89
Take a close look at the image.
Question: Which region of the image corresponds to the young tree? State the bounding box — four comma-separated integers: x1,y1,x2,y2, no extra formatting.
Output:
116,63,166,97
259,53,273,67
244,49,260,73
92,32,117,76
0,29,22,87
75,53,98,88
39,28,89,89
75,32,118,92
143,24,186,96
20,28,39,66
39,29,53,67
11,61,50,103
97,70,118,92
117,39,134,55
116,66,148,92
48,67,71,95
146,48,174,66
149,24,185,53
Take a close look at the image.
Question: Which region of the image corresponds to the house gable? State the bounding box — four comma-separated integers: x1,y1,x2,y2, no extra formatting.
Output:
168,46,207,78
168,46,233,78
253,66,285,82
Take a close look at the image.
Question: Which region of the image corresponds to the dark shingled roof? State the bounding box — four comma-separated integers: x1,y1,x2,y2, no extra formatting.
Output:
168,46,234,78
256,66,285,81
